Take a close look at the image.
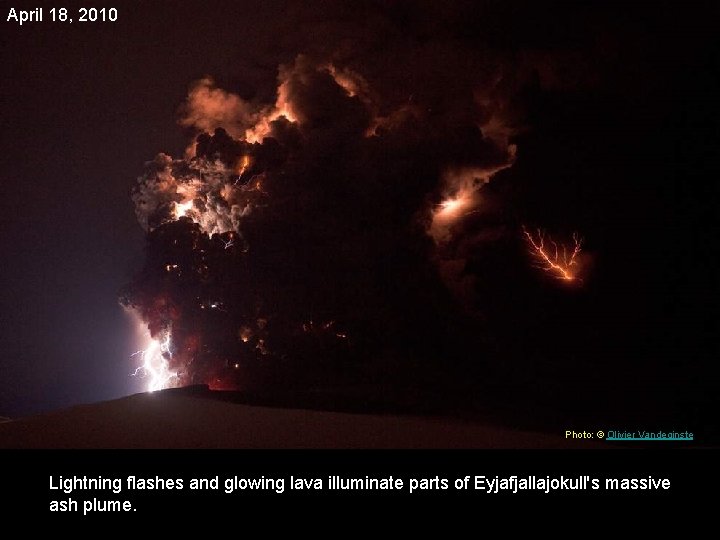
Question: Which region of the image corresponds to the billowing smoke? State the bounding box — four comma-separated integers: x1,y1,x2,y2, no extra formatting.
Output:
121,47,545,392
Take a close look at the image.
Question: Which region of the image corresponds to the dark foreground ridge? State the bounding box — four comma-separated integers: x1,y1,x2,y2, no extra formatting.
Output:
0,384,616,449
2,384,711,449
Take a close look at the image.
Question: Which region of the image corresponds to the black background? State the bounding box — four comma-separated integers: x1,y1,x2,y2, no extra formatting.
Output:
6,449,715,514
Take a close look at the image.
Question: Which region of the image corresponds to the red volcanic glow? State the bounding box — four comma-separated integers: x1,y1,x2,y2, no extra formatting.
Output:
436,190,473,220
523,226,582,281
428,187,477,243
439,196,466,216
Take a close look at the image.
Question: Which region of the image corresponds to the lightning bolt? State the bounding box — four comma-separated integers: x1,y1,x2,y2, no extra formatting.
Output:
130,332,178,392
523,226,582,281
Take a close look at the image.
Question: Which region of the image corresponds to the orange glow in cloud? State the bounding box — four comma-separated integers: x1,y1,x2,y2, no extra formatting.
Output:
437,191,472,220
235,155,251,176
244,78,297,143
244,106,296,143
428,184,478,243
180,77,256,140
325,64,370,98
523,226,582,281
174,200,194,219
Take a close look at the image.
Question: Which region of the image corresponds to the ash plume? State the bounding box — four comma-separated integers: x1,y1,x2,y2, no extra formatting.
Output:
120,5,582,393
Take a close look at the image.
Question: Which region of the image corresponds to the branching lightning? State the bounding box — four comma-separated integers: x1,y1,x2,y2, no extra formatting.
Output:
522,226,582,281
130,332,178,392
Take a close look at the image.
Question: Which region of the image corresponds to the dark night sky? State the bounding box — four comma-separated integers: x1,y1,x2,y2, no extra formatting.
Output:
0,1,716,427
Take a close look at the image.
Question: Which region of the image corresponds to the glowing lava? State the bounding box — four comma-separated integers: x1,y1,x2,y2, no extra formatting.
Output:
523,226,582,281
